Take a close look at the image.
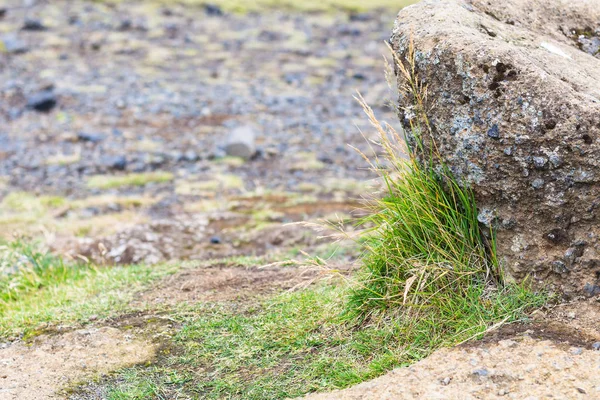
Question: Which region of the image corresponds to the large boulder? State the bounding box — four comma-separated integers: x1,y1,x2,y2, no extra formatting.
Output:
391,0,600,297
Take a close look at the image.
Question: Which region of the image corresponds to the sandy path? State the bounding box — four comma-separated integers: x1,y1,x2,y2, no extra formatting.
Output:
0,327,156,400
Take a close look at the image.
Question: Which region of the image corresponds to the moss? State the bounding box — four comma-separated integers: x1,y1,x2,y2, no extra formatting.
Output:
87,172,174,189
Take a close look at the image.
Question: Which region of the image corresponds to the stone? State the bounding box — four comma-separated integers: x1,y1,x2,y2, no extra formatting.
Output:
182,150,199,162
77,132,105,143
224,126,257,160
0,8,6,19
101,155,127,171
0,34,28,54
391,0,600,296
204,4,223,16
22,18,47,31
26,90,57,112
583,283,600,297
571,347,583,355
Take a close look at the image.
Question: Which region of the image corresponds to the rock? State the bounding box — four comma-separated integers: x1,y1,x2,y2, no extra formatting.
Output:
583,283,600,297
0,8,6,19
571,347,583,355
77,132,105,143
22,18,47,31
101,155,127,171
593,342,600,351
0,34,28,54
210,236,221,244
391,0,600,295
182,150,199,162
204,4,223,16
26,90,57,112
224,126,257,160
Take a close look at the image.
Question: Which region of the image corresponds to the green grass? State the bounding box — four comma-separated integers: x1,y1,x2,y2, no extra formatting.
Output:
100,278,545,400
0,241,178,339
343,44,548,350
87,172,174,190
94,0,418,13
103,284,411,399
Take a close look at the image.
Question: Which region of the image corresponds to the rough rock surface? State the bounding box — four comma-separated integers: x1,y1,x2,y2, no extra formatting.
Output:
391,0,600,296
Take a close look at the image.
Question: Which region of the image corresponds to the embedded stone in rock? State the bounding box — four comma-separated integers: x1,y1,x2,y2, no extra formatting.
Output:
391,0,600,296
224,126,257,160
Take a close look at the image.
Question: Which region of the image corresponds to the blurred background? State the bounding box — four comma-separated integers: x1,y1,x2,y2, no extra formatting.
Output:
0,0,415,264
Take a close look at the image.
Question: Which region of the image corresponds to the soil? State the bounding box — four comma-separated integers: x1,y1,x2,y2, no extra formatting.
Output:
135,263,323,306
306,298,600,399
304,335,600,399
0,327,156,400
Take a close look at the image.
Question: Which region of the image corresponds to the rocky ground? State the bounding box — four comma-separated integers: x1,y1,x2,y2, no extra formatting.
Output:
1,1,599,399
0,0,393,265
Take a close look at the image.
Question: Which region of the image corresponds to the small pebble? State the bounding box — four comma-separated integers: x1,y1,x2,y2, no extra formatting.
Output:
210,236,221,244
592,342,600,351
487,124,500,139
532,178,544,189
22,18,47,31
26,90,57,112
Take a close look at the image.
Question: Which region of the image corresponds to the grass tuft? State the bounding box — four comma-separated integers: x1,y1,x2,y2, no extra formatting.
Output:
0,240,177,339
342,41,547,349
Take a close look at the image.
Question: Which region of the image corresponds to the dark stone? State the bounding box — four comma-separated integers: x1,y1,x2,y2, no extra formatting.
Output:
102,155,127,171
210,236,221,244
583,283,600,296
204,4,223,16
77,132,105,143
487,124,500,139
551,260,568,274
349,12,372,22
22,18,47,31
339,26,362,36
545,228,567,245
0,8,6,18
26,91,57,112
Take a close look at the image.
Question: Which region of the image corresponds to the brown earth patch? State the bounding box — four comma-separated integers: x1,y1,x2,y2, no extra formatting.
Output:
0,327,156,400
135,263,322,306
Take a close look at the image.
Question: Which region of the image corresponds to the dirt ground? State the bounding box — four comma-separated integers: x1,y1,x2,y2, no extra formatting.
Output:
305,335,600,399
304,297,600,399
0,327,156,400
